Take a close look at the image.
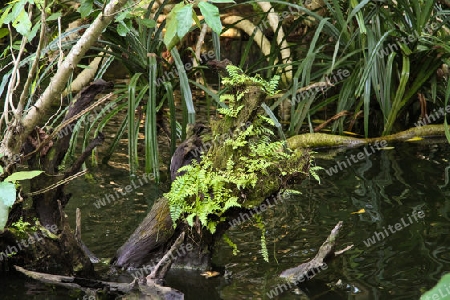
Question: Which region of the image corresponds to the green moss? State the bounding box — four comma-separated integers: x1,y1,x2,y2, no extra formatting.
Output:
287,125,447,150
166,66,308,234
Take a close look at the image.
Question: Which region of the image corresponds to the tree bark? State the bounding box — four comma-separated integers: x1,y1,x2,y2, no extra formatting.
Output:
113,83,310,270
0,0,129,163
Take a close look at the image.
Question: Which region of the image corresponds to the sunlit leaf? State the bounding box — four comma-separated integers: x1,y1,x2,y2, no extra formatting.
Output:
12,8,32,39
176,4,193,38
139,18,156,29
0,182,16,207
164,2,184,49
47,11,62,21
351,208,365,214
198,2,222,35
78,0,94,18
117,20,130,36
421,273,450,300
5,170,44,182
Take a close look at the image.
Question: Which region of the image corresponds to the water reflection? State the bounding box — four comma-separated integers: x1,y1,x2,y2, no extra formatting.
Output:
213,140,450,299
4,140,450,299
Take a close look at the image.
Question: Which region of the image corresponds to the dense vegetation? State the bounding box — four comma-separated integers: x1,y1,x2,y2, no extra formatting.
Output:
0,0,449,296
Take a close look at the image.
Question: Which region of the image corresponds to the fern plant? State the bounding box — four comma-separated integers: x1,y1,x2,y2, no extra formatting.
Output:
165,65,305,261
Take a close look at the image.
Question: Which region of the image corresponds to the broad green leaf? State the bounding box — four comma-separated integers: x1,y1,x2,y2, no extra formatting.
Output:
164,2,185,49
198,2,222,35
0,5,13,25
0,201,10,231
0,28,6,39
139,18,156,29
5,170,44,182
421,273,450,300
0,182,16,207
208,0,235,3
3,0,27,24
117,20,130,36
47,11,62,21
9,6,32,39
78,0,93,18
176,4,193,38
192,11,201,29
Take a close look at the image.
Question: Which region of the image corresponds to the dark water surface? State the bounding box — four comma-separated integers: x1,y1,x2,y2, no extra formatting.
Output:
2,139,450,299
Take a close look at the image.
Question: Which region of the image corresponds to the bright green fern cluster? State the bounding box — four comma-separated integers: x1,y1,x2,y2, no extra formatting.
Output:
165,118,289,235
165,65,297,262
222,65,280,96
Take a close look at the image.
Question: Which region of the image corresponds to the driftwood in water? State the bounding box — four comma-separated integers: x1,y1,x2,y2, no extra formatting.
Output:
274,221,352,289
1,80,114,275
13,233,187,300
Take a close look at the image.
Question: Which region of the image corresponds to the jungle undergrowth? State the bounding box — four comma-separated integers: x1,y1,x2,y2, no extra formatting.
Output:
165,65,316,262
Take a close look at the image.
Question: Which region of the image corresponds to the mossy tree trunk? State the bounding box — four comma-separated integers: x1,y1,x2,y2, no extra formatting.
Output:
113,82,310,271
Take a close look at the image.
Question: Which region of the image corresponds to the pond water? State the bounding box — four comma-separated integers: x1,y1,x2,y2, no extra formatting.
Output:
2,138,450,299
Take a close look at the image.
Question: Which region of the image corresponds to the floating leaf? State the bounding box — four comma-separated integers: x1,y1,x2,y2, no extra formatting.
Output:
351,208,365,214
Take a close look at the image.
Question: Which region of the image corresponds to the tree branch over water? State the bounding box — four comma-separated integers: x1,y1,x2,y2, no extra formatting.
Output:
0,0,129,160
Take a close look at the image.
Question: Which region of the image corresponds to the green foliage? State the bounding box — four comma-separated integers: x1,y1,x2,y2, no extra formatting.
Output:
254,214,269,262
0,0,39,40
0,169,43,231
223,234,240,255
164,0,235,50
308,152,323,184
0,182,16,208
4,170,43,182
421,273,450,300
11,217,35,234
166,68,298,261
223,65,280,96
218,65,280,117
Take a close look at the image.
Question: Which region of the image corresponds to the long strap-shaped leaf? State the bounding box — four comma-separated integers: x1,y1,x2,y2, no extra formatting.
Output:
383,55,410,135
171,47,195,125
145,54,160,182
128,73,142,174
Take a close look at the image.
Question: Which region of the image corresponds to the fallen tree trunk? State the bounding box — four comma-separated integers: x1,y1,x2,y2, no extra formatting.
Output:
112,70,310,271
287,124,448,149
